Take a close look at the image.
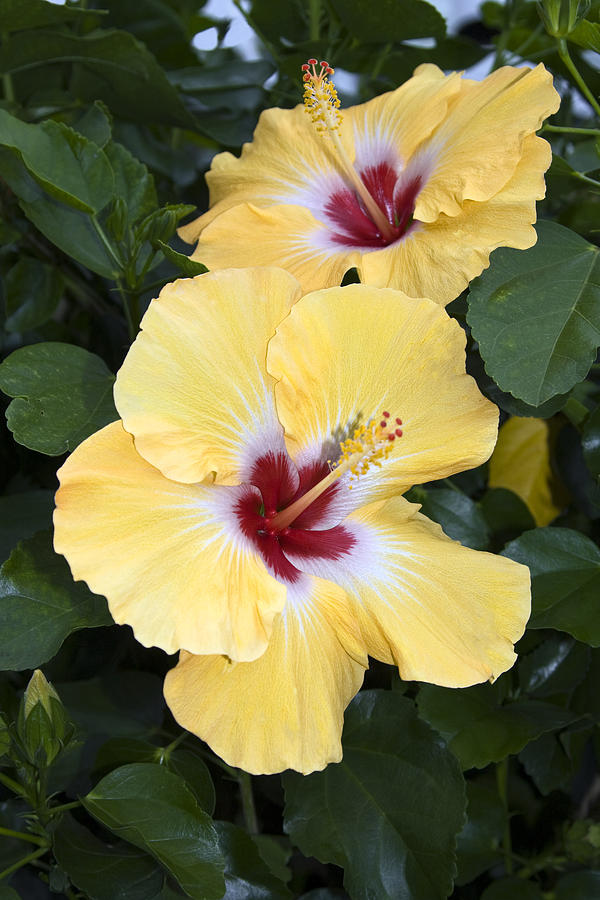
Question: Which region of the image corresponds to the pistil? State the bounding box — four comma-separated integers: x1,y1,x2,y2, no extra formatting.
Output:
268,412,402,531
302,60,397,243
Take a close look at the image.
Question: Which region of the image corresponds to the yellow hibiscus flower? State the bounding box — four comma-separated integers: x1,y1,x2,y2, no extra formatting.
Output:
53,268,530,774
179,61,560,305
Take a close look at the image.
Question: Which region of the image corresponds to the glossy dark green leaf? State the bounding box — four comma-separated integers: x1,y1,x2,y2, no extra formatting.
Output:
83,763,225,900
215,822,291,899
4,257,63,333
480,487,535,544
555,869,600,899
165,748,215,817
58,672,164,738
0,717,10,758
0,110,114,214
252,836,291,885
329,0,446,41
74,101,113,148
0,531,111,671
0,342,117,455
519,721,591,795
417,681,578,769
0,888,20,900
455,781,503,885
155,240,208,276
583,406,600,480
283,691,465,900
417,488,490,550
481,878,544,899
503,527,600,645
519,635,590,700
0,0,96,31
0,490,54,564
105,142,157,227
0,30,194,128
53,813,179,900
467,221,600,405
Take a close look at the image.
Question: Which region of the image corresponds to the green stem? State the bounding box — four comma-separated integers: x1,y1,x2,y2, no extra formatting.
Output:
116,280,137,340
156,732,187,765
0,846,47,881
0,772,30,800
0,826,46,847
557,39,600,117
48,800,82,816
563,396,589,428
237,771,259,835
1,32,15,103
371,42,392,81
543,124,600,136
573,171,600,188
496,759,513,876
91,215,124,274
308,0,321,41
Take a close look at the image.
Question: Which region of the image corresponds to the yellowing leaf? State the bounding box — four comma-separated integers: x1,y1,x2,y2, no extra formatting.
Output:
489,417,560,526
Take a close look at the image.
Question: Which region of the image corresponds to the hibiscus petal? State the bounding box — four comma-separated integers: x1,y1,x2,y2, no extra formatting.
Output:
114,267,302,484
188,202,359,295
54,421,287,660
164,577,367,775
283,496,530,687
267,284,498,505
415,64,560,222
361,133,550,303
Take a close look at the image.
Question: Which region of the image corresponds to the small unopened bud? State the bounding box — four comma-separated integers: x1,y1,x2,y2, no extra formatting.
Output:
537,0,591,36
19,670,73,767
23,670,60,719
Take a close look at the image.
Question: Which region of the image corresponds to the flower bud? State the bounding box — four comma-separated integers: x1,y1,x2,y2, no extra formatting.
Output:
18,670,73,767
537,0,591,36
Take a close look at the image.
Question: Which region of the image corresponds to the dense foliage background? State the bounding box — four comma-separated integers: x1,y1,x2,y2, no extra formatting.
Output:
0,0,599,897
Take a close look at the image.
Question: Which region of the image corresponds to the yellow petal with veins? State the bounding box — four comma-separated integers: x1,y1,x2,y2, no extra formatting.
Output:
164,577,367,775
346,497,530,685
489,416,561,527
114,267,302,485
54,421,286,660
267,284,497,502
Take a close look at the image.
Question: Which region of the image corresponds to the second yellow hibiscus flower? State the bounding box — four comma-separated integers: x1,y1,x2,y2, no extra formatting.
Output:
180,62,560,304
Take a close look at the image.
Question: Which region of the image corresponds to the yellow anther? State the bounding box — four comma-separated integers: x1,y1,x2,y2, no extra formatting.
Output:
302,60,343,133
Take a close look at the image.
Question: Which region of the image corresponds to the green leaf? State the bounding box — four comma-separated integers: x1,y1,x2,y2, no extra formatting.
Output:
0,0,96,32
83,763,225,900
0,342,117,455
0,531,111,671
155,240,208,277
0,889,20,900
4,257,63,333
503,527,600,645
329,0,446,41
53,813,178,900
0,490,54,564
467,221,600,406
105,141,157,227
519,635,590,700
480,488,536,547
583,405,600,480
0,717,10,758
569,20,600,53
555,869,600,899
416,488,490,550
519,723,591,795
417,681,579,769
215,822,292,899
283,691,465,900
0,30,194,128
0,110,114,214
481,877,544,899
252,836,292,885
455,782,503,885
74,101,113,149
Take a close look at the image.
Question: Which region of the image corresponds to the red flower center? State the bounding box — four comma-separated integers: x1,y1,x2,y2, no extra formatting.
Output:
235,450,355,584
325,162,423,248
